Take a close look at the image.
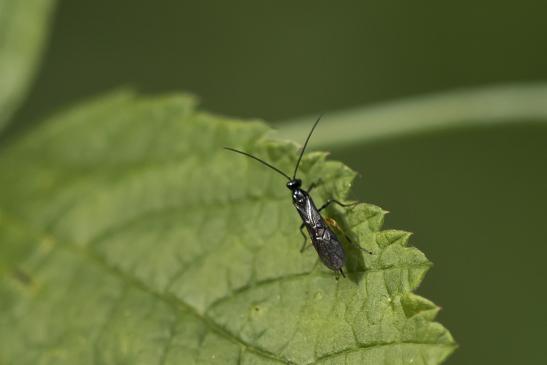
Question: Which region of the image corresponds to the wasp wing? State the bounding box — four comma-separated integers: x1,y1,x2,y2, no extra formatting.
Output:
311,227,345,271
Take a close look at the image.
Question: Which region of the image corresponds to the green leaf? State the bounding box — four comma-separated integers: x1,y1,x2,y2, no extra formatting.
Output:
0,92,455,364
0,0,57,132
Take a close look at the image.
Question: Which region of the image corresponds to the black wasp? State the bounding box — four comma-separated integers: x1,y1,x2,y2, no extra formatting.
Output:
225,117,371,278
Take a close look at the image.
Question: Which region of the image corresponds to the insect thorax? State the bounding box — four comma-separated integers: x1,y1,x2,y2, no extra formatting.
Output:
292,189,306,205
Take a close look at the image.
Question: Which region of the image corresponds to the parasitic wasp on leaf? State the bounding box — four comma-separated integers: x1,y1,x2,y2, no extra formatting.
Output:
225,116,371,278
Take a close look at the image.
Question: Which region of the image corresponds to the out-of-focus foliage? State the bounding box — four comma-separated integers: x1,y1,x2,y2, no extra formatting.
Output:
0,0,56,131
278,84,547,149
12,1,547,128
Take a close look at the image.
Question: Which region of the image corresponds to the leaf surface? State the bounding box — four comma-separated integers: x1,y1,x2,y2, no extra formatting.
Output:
0,0,57,131
0,92,455,364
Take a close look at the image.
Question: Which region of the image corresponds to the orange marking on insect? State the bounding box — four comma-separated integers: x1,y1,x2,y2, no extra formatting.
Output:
325,217,342,231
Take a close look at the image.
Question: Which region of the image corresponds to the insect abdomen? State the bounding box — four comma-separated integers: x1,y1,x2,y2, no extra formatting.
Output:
311,226,346,271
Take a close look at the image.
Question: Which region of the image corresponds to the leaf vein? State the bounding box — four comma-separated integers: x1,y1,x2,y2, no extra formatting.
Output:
310,341,457,364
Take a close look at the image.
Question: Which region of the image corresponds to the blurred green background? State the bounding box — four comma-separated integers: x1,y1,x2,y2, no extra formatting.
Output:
11,0,547,127
6,1,547,364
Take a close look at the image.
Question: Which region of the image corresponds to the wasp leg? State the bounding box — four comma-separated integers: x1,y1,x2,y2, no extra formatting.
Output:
299,223,311,252
307,179,323,193
325,217,373,255
335,268,346,280
318,199,358,212
344,233,373,255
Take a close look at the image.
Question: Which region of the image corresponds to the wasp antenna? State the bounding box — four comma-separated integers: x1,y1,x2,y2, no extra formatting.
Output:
224,147,291,181
292,114,323,179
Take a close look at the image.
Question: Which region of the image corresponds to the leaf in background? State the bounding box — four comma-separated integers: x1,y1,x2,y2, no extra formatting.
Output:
0,92,455,364
277,84,547,149
0,0,57,132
